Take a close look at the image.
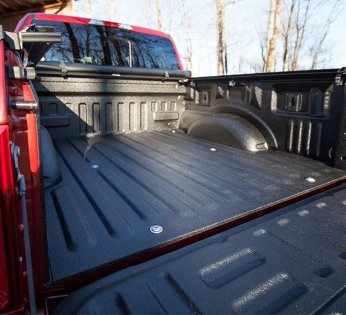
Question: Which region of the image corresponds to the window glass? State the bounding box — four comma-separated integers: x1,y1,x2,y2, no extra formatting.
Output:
36,20,180,70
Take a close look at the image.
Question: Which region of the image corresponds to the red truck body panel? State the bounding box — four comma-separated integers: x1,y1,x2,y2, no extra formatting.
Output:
0,126,12,311
0,40,46,314
0,41,7,125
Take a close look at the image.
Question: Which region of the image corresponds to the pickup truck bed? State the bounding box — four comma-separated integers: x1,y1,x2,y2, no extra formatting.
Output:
44,130,345,282
3,14,346,315
55,183,346,314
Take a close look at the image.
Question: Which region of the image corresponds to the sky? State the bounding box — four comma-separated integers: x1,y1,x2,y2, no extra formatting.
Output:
72,0,346,76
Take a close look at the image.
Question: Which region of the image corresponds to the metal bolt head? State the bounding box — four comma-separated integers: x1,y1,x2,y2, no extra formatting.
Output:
150,225,163,234
316,202,326,208
305,176,316,183
210,148,216,152
298,210,309,217
253,228,266,237
91,164,99,169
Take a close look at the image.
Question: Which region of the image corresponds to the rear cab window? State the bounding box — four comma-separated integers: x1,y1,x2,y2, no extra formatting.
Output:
34,20,180,70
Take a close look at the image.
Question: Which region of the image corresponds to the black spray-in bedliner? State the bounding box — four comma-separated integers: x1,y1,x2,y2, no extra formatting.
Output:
55,184,346,314
44,131,345,282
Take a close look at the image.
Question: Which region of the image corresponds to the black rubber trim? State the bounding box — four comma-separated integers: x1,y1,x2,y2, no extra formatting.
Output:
192,68,341,82
36,61,191,79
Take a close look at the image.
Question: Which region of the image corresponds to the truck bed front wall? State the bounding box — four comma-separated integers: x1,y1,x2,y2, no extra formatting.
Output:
33,76,187,139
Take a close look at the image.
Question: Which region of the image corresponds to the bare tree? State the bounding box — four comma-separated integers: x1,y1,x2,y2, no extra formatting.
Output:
181,1,193,70
289,0,311,70
262,0,275,71
156,0,163,31
310,0,340,69
185,29,193,71
281,0,295,71
265,0,281,72
278,0,339,71
167,0,174,34
64,23,81,62
86,0,92,18
215,0,227,75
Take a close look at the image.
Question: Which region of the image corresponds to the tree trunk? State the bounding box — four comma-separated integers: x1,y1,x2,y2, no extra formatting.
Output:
156,0,162,31
265,0,281,72
186,32,192,70
181,1,193,71
282,0,295,71
64,23,81,62
290,0,310,71
86,0,92,18
215,0,227,75
262,0,275,72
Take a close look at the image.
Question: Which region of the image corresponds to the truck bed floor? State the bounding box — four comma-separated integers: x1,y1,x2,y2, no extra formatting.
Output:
45,131,345,282
55,184,346,314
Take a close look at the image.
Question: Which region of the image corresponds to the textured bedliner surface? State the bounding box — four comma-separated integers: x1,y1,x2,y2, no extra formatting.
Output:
56,184,346,314
45,131,345,282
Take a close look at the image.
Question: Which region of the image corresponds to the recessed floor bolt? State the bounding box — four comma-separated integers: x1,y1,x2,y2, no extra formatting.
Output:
305,176,316,183
150,225,163,234
210,148,216,152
